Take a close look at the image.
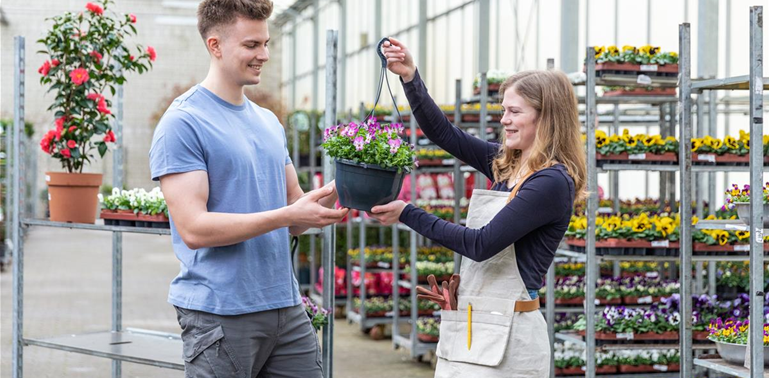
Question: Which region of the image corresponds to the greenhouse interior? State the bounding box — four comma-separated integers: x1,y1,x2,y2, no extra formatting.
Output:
3,0,769,377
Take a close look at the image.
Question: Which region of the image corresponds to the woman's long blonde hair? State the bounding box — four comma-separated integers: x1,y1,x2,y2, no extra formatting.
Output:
491,70,587,200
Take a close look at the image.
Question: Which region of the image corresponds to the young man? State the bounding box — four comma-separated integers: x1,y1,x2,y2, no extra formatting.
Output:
149,1,347,377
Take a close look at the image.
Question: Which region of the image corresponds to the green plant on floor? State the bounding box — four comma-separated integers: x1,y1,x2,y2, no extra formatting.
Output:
416,317,439,337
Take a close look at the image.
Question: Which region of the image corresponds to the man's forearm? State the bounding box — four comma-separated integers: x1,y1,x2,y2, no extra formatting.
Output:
182,208,291,249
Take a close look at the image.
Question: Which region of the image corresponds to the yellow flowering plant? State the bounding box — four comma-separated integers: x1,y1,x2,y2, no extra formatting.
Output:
566,213,680,241
596,129,678,155
595,45,678,65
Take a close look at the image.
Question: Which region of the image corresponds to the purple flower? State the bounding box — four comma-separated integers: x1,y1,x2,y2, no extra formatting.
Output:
354,136,365,151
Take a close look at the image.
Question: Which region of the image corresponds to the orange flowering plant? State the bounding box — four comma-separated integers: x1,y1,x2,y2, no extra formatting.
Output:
37,0,155,172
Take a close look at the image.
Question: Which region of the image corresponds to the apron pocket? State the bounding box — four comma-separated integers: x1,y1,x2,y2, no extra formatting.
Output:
436,309,514,366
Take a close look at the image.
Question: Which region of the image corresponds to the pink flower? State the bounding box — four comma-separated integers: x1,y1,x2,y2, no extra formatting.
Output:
67,140,77,149
69,68,90,85
68,126,77,134
51,59,60,67
353,136,365,151
388,138,402,154
97,100,111,115
40,131,55,154
55,116,66,130
38,61,51,76
146,46,156,62
60,148,71,158
86,93,103,101
103,130,116,143
90,51,102,64
86,2,103,15
129,13,137,23
129,55,135,62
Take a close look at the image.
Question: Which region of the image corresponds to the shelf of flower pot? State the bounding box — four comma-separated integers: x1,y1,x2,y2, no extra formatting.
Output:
346,310,405,328
691,75,769,92
599,343,714,351
23,328,184,370
22,218,172,236
597,163,769,173
577,95,679,104
695,219,750,231
351,265,395,274
694,355,769,378
392,334,437,356
397,280,430,290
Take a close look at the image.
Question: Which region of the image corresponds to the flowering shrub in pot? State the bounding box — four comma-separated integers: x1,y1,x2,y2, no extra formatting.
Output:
322,118,416,211
37,0,155,223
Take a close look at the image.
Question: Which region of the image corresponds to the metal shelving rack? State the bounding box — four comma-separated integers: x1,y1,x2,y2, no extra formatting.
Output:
10,32,341,378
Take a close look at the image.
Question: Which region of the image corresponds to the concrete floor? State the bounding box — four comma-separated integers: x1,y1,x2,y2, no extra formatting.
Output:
0,227,434,378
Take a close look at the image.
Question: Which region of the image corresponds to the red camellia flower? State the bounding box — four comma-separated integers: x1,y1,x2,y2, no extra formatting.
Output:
51,59,60,67
129,55,135,62
38,60,51,76
104,130,116,143
40,131,55,154
90,51,102,64
61,148,72,158
69,68,90,85
68,126,77,134
87,93,111,115
146,46,156,62
67,140,77,149
55,116,66,129
129,14,137,23
86,2,104,15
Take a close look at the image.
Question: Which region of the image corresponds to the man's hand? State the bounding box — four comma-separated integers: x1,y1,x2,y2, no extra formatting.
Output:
382,37,416,83
287,183,348,233
367,200,407,226
317,180,339,209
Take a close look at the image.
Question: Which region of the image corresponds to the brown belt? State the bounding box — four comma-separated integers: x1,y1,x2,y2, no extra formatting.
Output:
515,299,540,313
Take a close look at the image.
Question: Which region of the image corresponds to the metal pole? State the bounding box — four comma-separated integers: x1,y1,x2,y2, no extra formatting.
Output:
725,0,732,188
454,80,463,273
560,0,579,72
546,262,555,378
748,7,764,377
476,72,488,190
707,90,717,214
291,23,299,168
309,0,320,299
4,106,12,265
477,0,490,75
391,223,400,349
611,104,620,212
321,29,338,378
695,94,705,218
338,0,346,118
585,46,598,378
708,261,716,296
358,216,366,332
678,22,694,378
12,35,25,378
111,62,124,378
408,114,419,356
375,0,382,92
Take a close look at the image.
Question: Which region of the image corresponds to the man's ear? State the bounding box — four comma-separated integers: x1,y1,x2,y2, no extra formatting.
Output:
206,35,222,58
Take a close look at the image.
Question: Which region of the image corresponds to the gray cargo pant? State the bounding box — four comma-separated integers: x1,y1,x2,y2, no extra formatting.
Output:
175,304,322,378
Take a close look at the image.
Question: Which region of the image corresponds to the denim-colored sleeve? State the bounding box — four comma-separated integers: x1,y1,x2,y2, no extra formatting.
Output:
149,109,207,181
398,169,572,262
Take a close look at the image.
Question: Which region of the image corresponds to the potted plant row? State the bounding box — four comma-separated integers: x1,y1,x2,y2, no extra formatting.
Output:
540,275,678,306
347,245,454,269
472,70,509,95
38,0,155,224
574,305,680,341
594,129,678,164
708,317,769,366
691,131,769,165
416,317,440,343
565,212,681,256
588,45,679,79
402,261,455,283
554,342,680,375
99,187,169,228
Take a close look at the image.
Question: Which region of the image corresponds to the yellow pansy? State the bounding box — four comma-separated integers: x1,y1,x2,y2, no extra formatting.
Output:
691,138,703,152
736,231,750,241
594,46,605,58
709,138,723,149
665,136,677,143
607,45,619,55
670,52,678,58
622,128,630,136
725,135,738,149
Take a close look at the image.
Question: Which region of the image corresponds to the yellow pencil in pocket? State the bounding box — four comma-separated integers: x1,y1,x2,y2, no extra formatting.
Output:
467,302,472,350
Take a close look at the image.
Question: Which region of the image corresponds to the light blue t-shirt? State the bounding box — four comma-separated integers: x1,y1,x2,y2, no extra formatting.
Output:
149,85,298,315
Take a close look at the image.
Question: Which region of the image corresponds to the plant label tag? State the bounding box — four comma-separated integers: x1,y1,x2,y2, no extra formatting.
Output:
384,311,394,317
734,244,750,252
645,271,659,278
637,75,653,85
638,296,653,304
48,193,51,201
376,262,391,269
581,367,587,371
617,332,634,340
756,228,764,244
442,159,455,165
594,299,600,305
697,154,716,163
651,240,670,247
629,153,647,160
653,364,668,372
640,65,659,72
45,175,51,182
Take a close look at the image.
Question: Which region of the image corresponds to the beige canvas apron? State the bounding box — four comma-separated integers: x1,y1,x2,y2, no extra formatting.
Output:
434,188,550,378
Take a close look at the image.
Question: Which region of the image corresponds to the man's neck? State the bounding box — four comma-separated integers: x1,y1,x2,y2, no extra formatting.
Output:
200,68,245,106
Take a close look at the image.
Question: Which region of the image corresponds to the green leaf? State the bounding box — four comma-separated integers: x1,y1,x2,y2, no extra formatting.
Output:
98,142,108,157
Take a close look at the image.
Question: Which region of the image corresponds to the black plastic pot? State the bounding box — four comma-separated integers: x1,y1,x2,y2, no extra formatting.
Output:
335,159,406,211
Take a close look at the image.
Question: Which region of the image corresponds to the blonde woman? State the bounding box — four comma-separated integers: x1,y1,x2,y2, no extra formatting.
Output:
370,38,586,378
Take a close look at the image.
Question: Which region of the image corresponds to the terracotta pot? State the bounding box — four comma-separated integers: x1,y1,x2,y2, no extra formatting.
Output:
417,333,439,343
693,330,712,341
559,366,583,375
666,363,680,371
693,242,769,252
596,365,618,374
582,330,679,341
554,368,563,376
597,151,677,162
619,364,656,373
462,114,480,122
591,62,679,74
555,297,584,305
623,295,663,305
46,172,103,224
